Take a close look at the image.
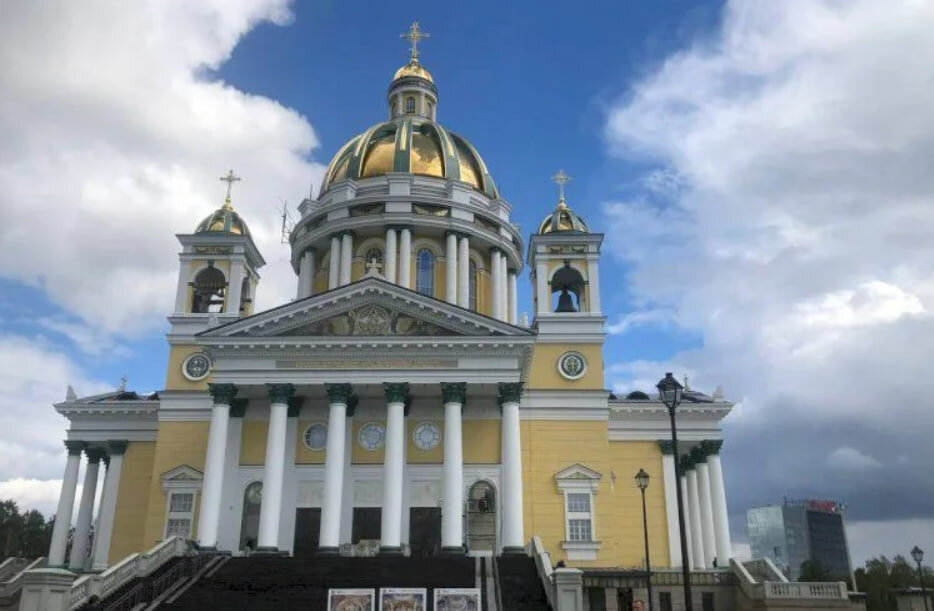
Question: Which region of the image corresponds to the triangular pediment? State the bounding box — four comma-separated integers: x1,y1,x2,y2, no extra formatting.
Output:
198,277,534,340
161,464,203,482
554,463,602,482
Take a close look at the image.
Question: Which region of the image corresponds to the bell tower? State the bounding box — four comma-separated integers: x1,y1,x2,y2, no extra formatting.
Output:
171,171,265,324
527,170,605,341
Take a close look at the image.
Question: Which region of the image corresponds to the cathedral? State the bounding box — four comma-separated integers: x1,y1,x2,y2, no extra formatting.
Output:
44,22,736,609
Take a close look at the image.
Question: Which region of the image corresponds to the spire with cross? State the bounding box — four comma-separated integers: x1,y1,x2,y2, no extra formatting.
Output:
401,21,430,63
220,169,241,209
551,169,571,204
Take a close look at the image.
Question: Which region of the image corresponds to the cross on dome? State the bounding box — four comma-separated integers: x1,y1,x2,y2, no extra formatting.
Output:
401,21,430,62
220,169,241,208
551,169,571,204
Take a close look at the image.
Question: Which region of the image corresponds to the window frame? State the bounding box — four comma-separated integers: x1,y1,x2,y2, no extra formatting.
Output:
554,463,602,560
468,259,478,311
160,465,203,541
415,248,435,297
405,96,416,114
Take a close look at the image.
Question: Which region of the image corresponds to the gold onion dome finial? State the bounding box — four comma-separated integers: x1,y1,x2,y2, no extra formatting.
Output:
195,169,251,235
538,169,590,234
394,21,434,83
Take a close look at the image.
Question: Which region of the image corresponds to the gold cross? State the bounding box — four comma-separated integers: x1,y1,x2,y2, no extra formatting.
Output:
401,21,430,62
551,169,571,201
219,169,241,205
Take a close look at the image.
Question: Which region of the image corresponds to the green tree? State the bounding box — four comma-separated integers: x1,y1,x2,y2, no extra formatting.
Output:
855,555,934,611
799,559,832,582
0,499,54,559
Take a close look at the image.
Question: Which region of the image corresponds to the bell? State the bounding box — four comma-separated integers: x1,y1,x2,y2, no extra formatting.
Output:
555,287,577,312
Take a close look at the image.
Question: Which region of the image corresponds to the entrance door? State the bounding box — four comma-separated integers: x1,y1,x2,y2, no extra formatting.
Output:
293,508,321,558
352,507,382,543
409,507,441,556
466,481,496,553
239,481,262,551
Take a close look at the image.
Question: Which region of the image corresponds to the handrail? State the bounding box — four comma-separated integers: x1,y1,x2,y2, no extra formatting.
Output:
69,537,188,610
764,580,848,599
531,536,557,610
0,557,45,598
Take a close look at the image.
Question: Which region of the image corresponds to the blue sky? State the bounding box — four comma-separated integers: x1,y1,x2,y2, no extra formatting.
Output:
2,0,934,566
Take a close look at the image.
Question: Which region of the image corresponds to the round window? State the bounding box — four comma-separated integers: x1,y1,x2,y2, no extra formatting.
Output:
182,352,211,381
412,421,442,451
303,423,328,451
557,351,587,380
358,422,386,451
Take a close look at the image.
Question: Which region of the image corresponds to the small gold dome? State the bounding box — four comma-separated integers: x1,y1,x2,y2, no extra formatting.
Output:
393,60,434,84
195,200,251,236
538,199,590,234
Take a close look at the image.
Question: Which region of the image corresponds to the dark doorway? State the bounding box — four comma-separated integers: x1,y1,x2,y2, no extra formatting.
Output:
239,481,262,552
352,507,381,543
409,507,441,556
617,587,633,611
466,480,496,553
293,508,321,558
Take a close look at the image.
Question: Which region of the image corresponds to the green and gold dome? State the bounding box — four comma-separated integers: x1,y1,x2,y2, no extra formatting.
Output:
537,170,590,234
195,170,251,236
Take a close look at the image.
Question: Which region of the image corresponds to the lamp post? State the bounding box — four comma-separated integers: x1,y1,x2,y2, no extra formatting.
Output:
636,468,654,611
657,372,693,611
911,546,930,611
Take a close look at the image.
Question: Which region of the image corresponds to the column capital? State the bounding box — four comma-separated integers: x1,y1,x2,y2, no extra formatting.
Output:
657,440,676,455
266,383,296,405
64,440,85,455
229,398,249,418
346,394,358,417
325,383,353,405
489,246,503,256
107,440,128,456
498,382,524,405
208,383,238,405
440,382,467,405
287,397,304,418
690,445,707,464
383,382,410,404
680,454,695,473
701,439,723,456
85,447,106,463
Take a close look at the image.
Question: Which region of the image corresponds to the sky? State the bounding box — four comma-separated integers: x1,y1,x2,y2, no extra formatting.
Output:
1,0,933,568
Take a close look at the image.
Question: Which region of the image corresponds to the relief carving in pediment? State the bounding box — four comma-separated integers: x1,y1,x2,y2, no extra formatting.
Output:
283,304,464,337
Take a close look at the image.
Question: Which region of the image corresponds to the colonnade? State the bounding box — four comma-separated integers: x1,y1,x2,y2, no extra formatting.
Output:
48,440,127,570
295,229,518,324
658,440,731,569
197,381,526,555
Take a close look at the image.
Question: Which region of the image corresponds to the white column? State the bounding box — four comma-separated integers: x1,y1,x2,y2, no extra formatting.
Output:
457,236,470,308
686,466,706,569
48,442,83,567
320,384,350,552
500,383,525,551
92,442,125,571
227,259,244,314
340,232,353,286
381,383,408,552
441,383,465,551
445,232,458,304
680,475,695,570
328,236,341,289
68,450,102,570
706,443,732,566
659,443,682,568
499,254,509,321
339,404,355,545
297,249,315,299
257,384,294,551
385,228,398,284
507,270,518,324
197,384,236,549
174,261,190,313
399,228,412,288
695,453,717,568
587,258,602,314
490,249,502,320
535,261,549,315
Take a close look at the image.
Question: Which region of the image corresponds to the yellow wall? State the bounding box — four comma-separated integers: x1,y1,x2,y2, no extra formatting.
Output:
240,420,268,465
464,419,501,463
109,442,156,563
295,420,327,464
521,420,670,568
142,422,210,550
527,343,605,390
164,345,211,392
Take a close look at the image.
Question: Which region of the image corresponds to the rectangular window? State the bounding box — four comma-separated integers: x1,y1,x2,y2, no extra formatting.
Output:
568,519,592,542
165,518,191,538
702,592,715,611
567,493,590,513
169,493,193,513
565,491,595,542
659,592,673,611
164,492,196,539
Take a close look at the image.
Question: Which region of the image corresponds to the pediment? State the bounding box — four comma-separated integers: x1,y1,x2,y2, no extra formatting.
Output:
554,463,602,482
198,277,533,340
161,464,203,482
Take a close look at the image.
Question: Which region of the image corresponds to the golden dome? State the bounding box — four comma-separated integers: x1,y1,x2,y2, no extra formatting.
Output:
538,199,590,234
195,200,251,236
393,60,434,84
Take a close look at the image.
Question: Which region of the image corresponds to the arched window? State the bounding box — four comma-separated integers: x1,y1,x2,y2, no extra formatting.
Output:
364,247,384,277
416,248,435,296
426,101,434,119
239,276,251,315
469,259,478,311
551,265,585,313
405,96,416,114
191,265,226,313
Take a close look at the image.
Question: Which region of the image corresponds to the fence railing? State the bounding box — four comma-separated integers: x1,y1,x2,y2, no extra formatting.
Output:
531,536,557,611
0,556,44,599
764,581,848,599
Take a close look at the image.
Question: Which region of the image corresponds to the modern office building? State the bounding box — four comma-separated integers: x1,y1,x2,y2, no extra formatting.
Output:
747,499,853,581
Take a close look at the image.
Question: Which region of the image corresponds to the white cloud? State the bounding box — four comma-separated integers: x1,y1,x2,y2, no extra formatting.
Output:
0,0,324,337
826,447,882,471
606,308,676,335
603,0,934,525
847,518,934,567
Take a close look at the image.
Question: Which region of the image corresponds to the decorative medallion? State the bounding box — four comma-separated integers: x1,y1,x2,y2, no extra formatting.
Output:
358,422,386,451
245,481,263,505
303,423,328,451
182,352,212,381
412,421,442,451
557,351,587,380
353,304,391,335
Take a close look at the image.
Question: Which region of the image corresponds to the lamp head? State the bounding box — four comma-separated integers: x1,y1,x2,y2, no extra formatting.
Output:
912,545,924,564
635,468,650,491
656,372,684,410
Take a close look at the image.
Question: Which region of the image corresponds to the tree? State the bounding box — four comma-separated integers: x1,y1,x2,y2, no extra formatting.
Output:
855,555,934,611
799,559,832,582
0,499,54,559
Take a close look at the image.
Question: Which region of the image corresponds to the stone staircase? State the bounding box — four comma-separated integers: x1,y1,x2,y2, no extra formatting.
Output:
161,555,478,610
496,554,552,610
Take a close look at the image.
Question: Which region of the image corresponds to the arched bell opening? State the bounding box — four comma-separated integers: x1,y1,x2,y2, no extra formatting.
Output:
550,265,585,313
191,264,227,314
466,480,497,553
239,276,251,315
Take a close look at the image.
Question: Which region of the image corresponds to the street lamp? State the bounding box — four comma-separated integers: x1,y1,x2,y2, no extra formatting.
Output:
635,468,654,611
911,546,930,611
657,372,693,611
